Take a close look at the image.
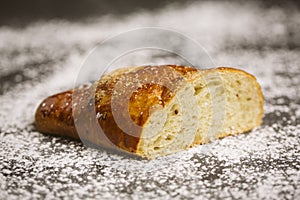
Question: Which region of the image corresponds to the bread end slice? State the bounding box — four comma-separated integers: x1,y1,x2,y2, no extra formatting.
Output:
192,67,264,145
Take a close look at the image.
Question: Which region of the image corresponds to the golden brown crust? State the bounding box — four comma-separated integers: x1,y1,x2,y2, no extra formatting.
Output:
35,90,79,139
35,65,190,153
35,65,264,156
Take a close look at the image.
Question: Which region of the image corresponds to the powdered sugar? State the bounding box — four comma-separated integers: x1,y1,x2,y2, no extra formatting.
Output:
0,1,299,199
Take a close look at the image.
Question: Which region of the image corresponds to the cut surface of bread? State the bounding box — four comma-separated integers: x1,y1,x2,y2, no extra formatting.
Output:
35,65,264,159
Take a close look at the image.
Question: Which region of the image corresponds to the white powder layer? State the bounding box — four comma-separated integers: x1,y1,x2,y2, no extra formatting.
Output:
0,1,299,199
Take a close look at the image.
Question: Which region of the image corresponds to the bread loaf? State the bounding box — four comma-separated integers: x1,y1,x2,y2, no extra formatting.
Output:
35,65,264,159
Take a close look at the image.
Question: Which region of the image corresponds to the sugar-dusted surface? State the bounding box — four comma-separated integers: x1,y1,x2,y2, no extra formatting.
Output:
0,1,299,199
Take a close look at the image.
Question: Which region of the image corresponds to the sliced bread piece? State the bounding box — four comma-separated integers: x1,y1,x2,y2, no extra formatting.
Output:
35,65,264,159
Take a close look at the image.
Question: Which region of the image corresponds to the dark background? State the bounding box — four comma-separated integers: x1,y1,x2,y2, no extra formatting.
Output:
1,0,300,26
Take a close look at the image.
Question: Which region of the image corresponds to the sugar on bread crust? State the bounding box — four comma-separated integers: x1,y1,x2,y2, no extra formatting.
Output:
35,65,264,159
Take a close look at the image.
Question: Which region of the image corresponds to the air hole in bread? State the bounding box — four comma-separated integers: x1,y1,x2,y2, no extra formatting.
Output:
194,84,203,95
170,104,179,114
166,135,173,140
